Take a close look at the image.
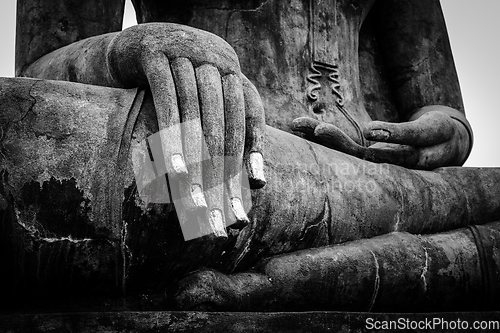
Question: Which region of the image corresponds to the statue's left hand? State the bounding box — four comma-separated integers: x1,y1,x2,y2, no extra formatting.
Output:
292,105,472,170
363,106,472,169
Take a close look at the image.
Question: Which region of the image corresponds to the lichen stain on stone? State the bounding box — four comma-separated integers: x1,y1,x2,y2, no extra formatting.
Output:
19,176,99,239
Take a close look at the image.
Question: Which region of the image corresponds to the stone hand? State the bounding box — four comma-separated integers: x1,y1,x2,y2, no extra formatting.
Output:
292,105,471,170
364,106,472,169
107,23,267,235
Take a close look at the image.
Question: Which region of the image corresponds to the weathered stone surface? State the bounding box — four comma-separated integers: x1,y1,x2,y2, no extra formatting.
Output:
0,77,142,305
175,223,500,312
1,311,499,333
8,0,498,316
1,77,500,311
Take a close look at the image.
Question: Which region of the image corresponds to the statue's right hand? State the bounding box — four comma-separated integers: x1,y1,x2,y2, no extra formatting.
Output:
107,23,266,237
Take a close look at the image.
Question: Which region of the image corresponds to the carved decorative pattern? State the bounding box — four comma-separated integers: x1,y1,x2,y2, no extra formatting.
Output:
306,61,344,106
305,62,322,102
306,0,366,146
307,0,344,106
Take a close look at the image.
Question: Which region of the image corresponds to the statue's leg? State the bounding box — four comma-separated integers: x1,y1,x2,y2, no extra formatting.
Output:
2,76,500,304
0,77,144,303
234,125,500,268
176,222,500,312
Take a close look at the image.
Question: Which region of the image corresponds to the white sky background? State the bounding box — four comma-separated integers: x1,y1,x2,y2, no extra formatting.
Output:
0,0,498,167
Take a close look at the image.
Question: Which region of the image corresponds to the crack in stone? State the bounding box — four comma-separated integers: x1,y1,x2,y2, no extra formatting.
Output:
325,196,332,244
421,247,429,292
305,140,321,170
16,215,95,244
299,196,331,245
393,211,401,232
367,250,380,311
39,236,93,243
233,0,272,13
195,0,272,12
12,79,41,124
121,219,130,294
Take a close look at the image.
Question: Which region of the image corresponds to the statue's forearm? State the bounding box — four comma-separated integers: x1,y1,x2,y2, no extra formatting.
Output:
20,33,122,88
20,23,242,90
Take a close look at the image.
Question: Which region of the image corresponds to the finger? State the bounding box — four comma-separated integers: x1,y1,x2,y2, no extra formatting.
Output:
364,111,455,147
196,64,227,238
222,74,249,229
313,123,365,157
314,122,421,167
241,76,266,189
291,117,322,137
142,52,188,177
171,57,208,212
363,142,420,167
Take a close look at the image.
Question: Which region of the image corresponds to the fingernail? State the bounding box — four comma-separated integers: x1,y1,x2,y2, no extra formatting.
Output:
209,209,227,238
369,129,390,140
249,152,266,189
230,198,249,229
172,154,188,175
191,184,207,208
